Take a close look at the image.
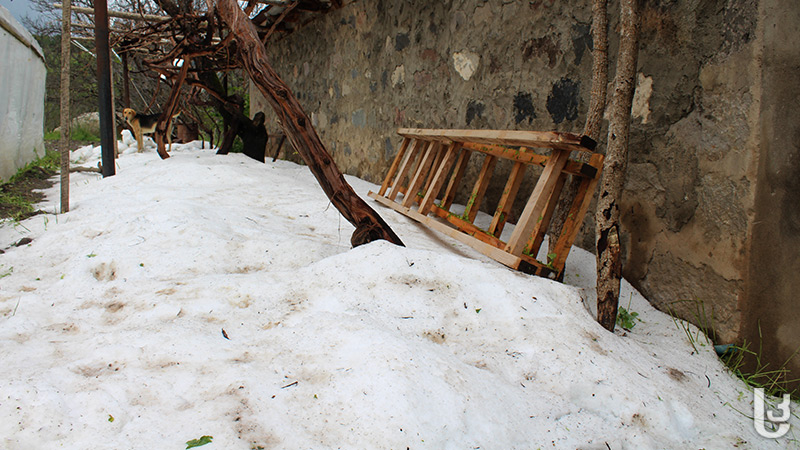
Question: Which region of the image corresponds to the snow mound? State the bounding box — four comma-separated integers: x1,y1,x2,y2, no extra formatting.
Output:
1,143,797,449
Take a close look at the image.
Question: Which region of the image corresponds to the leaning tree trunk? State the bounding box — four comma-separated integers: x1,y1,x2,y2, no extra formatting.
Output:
547,0,608,266
210,0,404,248
595,0,640,331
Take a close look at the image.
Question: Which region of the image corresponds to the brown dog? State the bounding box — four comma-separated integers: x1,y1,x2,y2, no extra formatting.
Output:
123,108,180,152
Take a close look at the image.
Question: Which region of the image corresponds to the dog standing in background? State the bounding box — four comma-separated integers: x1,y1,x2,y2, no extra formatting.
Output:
123,108,179,152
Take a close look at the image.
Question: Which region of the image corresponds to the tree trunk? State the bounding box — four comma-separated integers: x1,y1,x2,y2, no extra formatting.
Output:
210,0,404,248
583,0,609,141
547,0,608,267
217,110,269,163
154,55,190,159
239,112,268,162
595,0,640,331
59,0,71,213
190,66,266,162
217,120,239,155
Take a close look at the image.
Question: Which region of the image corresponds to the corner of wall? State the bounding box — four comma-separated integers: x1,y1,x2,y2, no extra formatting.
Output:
741,0,800,392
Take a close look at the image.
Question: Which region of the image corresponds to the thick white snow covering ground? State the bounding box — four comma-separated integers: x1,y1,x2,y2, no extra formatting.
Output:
1,134,798,449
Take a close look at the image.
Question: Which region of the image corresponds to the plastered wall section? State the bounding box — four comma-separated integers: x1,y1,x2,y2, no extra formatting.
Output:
252,0,767,346
743,0,800,391
0,6,46,182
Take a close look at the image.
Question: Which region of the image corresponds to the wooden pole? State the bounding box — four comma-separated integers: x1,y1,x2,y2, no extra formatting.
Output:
210,0,404,248
122,51,130,107
110,48,119,159
53,3,169,22
595,0,640,332
94,0,115,177
59,0,71,212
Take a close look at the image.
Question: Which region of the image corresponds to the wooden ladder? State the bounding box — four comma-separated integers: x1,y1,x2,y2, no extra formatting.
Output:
368,128,603,279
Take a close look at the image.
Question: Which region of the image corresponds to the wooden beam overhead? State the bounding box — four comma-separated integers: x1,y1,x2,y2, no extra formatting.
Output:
53,3,170,22
72,21,129,34
251,0,332,11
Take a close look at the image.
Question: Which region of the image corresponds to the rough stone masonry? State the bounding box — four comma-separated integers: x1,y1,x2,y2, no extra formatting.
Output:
251,0,800,387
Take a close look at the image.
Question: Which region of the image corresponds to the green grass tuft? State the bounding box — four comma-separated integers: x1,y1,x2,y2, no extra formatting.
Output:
0,191,35,221
8,150,60,184
669,299,799,400
44,125,100,143
617,306,639,330
720,326,800,399
44,129,60,141
1,149,60,222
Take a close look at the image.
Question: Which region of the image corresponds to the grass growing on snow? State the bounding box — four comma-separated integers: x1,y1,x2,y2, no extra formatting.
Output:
669,298,799,400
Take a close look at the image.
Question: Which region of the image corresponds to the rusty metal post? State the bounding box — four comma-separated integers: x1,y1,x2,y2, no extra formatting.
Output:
94,0,115,177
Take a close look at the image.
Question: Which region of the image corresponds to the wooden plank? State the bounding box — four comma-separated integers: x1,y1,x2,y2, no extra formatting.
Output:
369,192,522,268
370,190,557,279
464,155,498,223
398,128,595,152
550,153,605,273
461,141,595,178
419,142,462,215
422,141,447,194
378,137,411,196
488,161,526,237
402,141,440,207
386,141,415,200
387,138,425,201
440,148,472,210
430,204,506,249
524,171,568,258
53,3,170,22
505,148,571,255
367,192,561,280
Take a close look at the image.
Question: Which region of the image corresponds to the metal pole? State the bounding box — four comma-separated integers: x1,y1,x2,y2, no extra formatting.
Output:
59,0,71,212
94,0,115,177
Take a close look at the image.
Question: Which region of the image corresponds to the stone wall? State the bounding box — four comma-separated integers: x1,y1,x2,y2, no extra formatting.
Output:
252,0,798,383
